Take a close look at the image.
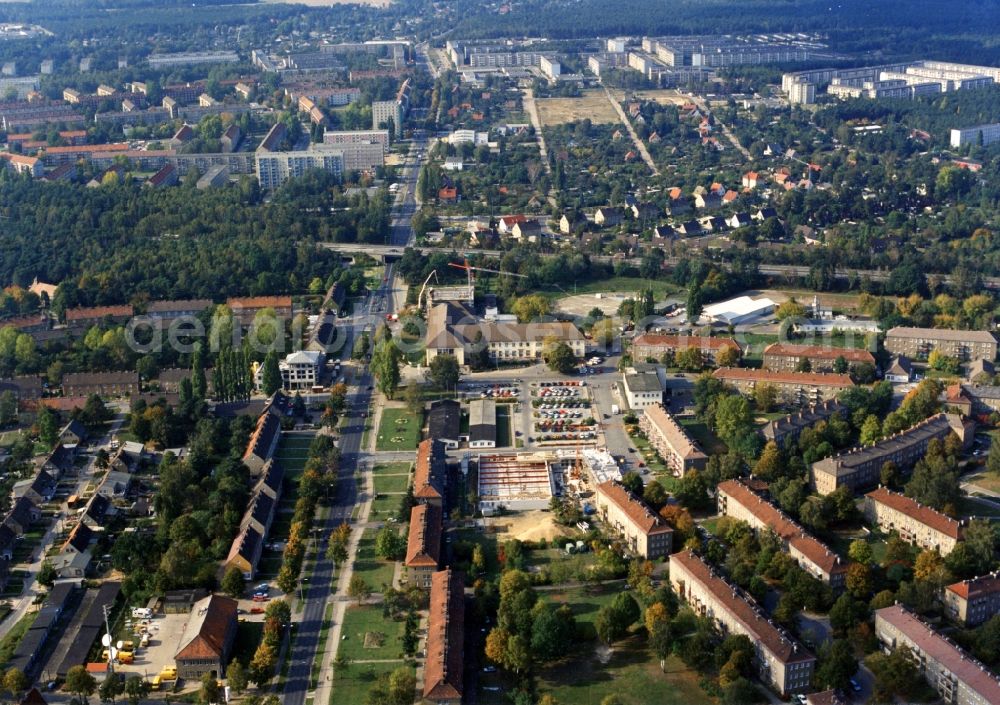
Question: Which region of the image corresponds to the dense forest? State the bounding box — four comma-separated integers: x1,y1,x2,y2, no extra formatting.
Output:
0,170,389,305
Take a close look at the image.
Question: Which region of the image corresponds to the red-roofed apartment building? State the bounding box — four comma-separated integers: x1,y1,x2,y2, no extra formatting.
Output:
763,343,875,374
423,569,464,705
670,551,815,695
595,480,673,559
875,604,1000,705
943,572,1000,626
864,486,964,556
405,504,442,588
718,479,847,588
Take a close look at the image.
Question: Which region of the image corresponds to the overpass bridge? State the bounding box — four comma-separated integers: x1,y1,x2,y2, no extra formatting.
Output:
318,242,1000,291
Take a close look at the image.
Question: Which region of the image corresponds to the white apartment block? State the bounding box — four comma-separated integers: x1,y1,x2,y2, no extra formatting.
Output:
950,122,1000,148
372,100,403,137
323,129,390,152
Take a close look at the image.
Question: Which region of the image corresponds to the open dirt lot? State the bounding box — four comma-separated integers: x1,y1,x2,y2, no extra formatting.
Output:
732,288,863,312
555,292,631,318
610,88,691,106
535,89,619,126
488,510,568,543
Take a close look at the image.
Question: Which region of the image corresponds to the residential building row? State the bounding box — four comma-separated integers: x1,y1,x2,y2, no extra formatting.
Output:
943,573,1000,627
863,487,964,557
717,479,848,588
594,480,673,559
761,400,846,447
670,551,815,696
225,458,284,580
631,333,740,366
405,503,442,588
712,367,854,406
875,604,1000,705
424,569,465,705
884,327,998,362
810,413,970,495
762,342,875,373
638,404,707,477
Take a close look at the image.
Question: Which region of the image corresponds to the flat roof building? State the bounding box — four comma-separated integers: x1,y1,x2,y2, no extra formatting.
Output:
875,604,1000,705
670,551,815,695
702,296,776,325
622,370,663,410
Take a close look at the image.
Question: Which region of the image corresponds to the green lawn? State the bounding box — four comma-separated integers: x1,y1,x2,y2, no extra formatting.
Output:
956,495,1000,520
548,277,679,302
525,548,598,583
541,583,624,641
352,530,397,590
538,644,714,705
375,409,422,451
373,473,410,494
331,662,411,705
336,605,406,662
372,462,412,475
369,493,403,521
0,611,36,666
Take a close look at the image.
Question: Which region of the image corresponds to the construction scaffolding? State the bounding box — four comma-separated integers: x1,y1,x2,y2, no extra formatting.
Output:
476,452,562,515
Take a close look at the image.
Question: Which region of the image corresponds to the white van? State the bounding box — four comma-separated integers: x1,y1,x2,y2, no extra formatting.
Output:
131,607,152,619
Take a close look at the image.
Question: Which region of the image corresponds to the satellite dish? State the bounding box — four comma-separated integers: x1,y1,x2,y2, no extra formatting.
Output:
108,647,119,660
101,634,112,647
116,640,123,651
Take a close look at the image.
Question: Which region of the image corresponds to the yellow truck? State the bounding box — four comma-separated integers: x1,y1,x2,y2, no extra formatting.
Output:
158,667,177,681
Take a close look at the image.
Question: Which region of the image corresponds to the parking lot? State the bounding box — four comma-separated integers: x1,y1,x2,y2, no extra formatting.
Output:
530,381,598,444
112,611,189,681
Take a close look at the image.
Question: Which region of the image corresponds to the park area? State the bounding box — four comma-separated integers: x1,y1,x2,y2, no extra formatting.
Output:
535,89,619,126
351,529,396,590
375,408,422,451
337,604,408,662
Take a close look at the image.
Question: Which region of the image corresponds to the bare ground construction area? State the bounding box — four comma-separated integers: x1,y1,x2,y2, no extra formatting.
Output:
535,89,620,126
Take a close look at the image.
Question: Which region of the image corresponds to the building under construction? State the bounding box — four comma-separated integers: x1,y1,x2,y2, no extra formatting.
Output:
476,452,569,515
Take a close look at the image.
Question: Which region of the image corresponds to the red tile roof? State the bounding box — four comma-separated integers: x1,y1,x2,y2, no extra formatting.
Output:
405,504,442,568
424,569,464,701
865,487,963,540
671,551,813,665
764,342,875,365
65,305,133,321
945,573,1000,601
633,333,739,352
718,480,845,576
225,295,292,311
413,439,445,501
174,594,237,661
712,367,854,388
42,143,128,154
597,480,673,536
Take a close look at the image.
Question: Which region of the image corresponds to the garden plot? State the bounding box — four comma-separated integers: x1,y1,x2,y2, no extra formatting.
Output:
531,381,598,444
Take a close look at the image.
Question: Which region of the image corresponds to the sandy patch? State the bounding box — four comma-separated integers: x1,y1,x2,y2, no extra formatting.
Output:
535,89,619,126
490,510,567,543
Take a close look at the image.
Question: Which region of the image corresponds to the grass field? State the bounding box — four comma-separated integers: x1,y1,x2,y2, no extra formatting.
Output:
0,611,35,666
352,529,396,590
372,462,412,475
369,493,402,521
373,473,410,494
536,89,619,126
375,409,422,452
957,495,1000,519
965,471,1000,494
538,643,713,705
336,605,406,662
331,662,411,705
542,582,623,640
